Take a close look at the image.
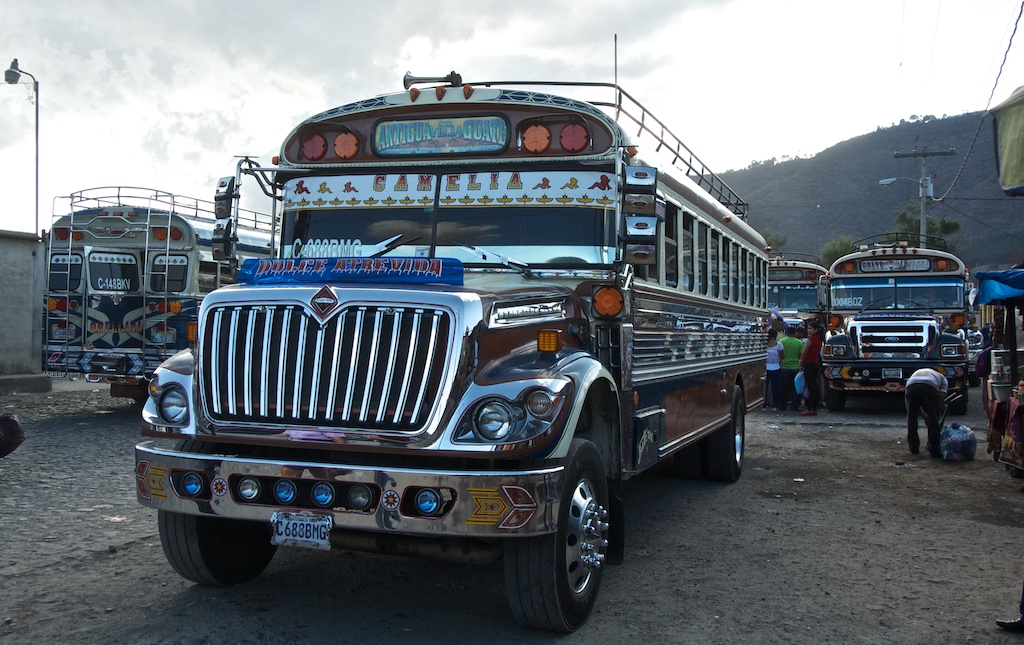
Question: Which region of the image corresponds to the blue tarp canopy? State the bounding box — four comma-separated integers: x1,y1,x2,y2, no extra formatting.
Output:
976,269,1024,305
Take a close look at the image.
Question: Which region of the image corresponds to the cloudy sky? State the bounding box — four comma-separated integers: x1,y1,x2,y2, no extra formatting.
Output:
2,0,1023,235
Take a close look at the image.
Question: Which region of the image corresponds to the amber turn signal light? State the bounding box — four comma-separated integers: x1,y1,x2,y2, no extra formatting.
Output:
593,287,624,317
537,330,562,353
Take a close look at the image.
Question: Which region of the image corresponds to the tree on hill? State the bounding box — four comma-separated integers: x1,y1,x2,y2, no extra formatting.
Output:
820,235,855,268
760,227,788,253
889,200,961,252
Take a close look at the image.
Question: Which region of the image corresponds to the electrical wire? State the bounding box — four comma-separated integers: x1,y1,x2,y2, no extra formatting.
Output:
933,199,1024,244
934,0,1024,201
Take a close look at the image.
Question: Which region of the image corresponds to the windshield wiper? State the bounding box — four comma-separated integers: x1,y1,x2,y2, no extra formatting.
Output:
858,297,901,313
366,234,423,258
446,241,530,276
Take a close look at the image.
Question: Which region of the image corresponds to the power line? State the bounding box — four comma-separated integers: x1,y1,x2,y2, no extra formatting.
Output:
935,0,1024,201
933,199,1024,243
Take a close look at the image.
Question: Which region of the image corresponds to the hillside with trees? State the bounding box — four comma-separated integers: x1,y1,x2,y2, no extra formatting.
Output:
719,111,1024,272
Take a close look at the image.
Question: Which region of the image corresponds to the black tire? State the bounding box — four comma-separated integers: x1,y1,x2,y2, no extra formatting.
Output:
824,386,846,412
158,511,277,586
504,439,609,632
707,386,745,483
948,387,969,416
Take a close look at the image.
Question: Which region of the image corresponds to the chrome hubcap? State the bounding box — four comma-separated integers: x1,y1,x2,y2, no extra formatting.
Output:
564,478,608,594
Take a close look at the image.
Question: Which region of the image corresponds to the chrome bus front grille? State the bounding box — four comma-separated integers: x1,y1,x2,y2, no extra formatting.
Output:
199,303,451,432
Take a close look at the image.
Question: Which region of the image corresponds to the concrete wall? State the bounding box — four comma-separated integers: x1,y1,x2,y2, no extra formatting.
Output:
0,230,49,392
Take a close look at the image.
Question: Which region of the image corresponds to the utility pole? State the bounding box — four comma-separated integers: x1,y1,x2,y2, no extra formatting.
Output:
893,147,955,249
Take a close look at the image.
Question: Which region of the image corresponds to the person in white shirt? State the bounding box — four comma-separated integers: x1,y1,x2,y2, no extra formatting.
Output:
905,368,949,457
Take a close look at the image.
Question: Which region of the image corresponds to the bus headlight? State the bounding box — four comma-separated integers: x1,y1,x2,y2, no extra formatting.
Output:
475,401,514,441
825,345,847,358
941,344,965,358
157,386,189,425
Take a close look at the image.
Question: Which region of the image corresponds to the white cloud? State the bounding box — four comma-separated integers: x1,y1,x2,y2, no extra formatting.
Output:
0,0,1021,233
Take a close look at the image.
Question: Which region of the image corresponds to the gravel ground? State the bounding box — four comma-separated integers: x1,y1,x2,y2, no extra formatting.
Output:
1,379,1022,644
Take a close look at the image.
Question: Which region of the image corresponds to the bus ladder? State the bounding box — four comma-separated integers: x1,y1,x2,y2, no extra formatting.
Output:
141,193,178,380
44,206,79,380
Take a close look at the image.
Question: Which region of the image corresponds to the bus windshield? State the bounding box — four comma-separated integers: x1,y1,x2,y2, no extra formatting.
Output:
279,171,618,265
831,277,963,310
281,204,616,265
768,284,818,310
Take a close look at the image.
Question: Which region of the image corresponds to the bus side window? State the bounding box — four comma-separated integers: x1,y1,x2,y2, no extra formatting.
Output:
731,243,740,302
697,222,708,295
739,248,748,304
710,231,720,299
682,212,694,292
663,204,678,288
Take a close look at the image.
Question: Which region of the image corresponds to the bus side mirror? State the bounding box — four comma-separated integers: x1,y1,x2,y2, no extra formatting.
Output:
620,166,661,266
213,176,236,261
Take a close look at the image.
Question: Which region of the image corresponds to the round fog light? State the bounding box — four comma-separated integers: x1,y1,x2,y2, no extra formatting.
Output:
181,471,204,497
274,479,297,505
348,484,372,510
238,476,261,501
311,482,335,508
415,488,442,516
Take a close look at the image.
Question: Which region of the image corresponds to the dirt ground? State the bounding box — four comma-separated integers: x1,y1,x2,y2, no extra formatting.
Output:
1,379,1023,644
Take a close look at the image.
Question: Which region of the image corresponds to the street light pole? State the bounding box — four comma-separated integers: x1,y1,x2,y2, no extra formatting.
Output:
4,59,39,238
893,147,954,250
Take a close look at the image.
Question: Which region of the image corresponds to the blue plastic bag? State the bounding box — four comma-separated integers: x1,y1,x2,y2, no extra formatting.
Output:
794,371,806,398
940,423,976,462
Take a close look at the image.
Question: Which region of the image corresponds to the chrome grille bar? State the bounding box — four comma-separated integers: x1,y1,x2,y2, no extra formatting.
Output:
276,308,292,419
210,308,224,415
260,308,273,416
376,309,402,423
291,315,308,419
324,313,345,422
392,310,421,424
243,309,256,417
342,308,366,422
358,309,383,422
227,308,240,416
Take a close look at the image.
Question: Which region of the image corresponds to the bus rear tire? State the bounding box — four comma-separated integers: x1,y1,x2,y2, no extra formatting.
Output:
824,387,846,412
707,386,744,483
504,439,609,632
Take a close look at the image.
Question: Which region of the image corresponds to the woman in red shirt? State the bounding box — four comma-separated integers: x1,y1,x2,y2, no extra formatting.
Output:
799,320,824,416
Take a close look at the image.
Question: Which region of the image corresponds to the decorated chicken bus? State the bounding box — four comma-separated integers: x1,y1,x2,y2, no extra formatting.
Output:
767,254,828,327
821,234,970,414
44,187,274,401
134,72,769,631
